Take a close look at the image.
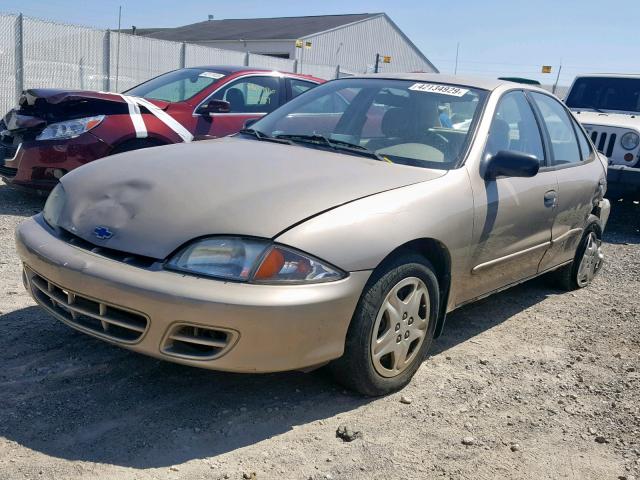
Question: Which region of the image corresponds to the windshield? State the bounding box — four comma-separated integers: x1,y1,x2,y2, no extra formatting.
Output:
249,78,487,170
566,77,640,113
124,68,226,102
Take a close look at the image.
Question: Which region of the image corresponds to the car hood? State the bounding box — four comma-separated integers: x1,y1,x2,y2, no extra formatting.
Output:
3,89,169,131
572,110,640,131
57,136,446,259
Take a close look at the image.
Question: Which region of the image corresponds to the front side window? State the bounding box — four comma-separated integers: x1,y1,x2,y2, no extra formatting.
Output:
211,76,280,113
251,78,488,170
125,68,225,102
530,92,581,165
486,91,545,161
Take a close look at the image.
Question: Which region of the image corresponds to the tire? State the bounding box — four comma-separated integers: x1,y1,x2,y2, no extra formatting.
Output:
111,139,163,155
547,224,603,291
330,254,440,396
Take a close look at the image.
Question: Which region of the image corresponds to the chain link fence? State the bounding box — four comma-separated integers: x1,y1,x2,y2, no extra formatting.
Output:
0,14,18,115
0,12,359,115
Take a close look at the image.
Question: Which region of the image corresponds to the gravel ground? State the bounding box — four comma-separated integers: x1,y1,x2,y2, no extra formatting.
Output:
0,183,638,480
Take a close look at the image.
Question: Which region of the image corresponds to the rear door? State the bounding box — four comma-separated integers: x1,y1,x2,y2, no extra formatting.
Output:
195,74,285,138
529,91,605,270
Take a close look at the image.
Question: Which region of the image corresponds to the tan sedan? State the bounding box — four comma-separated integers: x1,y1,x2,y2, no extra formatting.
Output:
15,74,610,395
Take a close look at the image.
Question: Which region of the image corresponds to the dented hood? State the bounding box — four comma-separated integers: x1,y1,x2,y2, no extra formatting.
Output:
19,88,169,109
57,136,446,259
3,89,169,131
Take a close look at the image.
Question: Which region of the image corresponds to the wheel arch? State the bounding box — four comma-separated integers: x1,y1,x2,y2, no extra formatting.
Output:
371,237,452,338
109,136,171,155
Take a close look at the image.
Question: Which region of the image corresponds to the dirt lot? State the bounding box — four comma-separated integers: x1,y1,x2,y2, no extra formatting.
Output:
0,183,638,480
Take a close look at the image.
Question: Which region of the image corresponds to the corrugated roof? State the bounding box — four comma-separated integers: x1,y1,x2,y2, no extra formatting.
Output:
136,13,382,42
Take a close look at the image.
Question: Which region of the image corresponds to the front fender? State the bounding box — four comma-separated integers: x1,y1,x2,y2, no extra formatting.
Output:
276,168,475,307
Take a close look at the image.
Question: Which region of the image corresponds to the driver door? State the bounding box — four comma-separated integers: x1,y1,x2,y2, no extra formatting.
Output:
194,75,284,139
460,90,558,302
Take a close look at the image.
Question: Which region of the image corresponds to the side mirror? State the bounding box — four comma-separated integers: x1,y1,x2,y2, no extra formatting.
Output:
196,99,230,115
243,118,259,129
483,150,540,180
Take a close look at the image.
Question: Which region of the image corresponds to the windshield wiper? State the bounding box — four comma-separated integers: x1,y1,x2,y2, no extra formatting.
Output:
274,133,384,161
239,128,292,145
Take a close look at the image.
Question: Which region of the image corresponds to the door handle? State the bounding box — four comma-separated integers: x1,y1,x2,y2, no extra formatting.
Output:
544,190,557,208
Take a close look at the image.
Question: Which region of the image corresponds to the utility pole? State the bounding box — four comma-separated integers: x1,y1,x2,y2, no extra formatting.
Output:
552,60,562,95
115,6,122,92
454,42,460,75
374,53,380,74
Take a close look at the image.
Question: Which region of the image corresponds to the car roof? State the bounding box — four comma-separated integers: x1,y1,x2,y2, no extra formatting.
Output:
574,73,640,79
184,65,302,75
346,72,528,91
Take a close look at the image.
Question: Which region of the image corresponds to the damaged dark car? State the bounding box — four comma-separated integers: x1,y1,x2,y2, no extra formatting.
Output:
0,66,322,192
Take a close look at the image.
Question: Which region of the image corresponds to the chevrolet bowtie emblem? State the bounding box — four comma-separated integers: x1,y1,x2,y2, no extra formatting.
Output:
93,226,114,240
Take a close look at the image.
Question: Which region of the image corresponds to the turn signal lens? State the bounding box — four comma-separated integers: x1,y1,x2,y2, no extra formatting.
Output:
252,245,345,284
253,248,285,279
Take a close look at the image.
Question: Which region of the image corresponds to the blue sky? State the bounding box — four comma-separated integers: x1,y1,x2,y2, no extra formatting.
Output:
3,0,639,86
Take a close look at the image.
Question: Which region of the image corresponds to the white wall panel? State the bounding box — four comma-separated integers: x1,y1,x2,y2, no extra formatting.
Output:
298,15,436,74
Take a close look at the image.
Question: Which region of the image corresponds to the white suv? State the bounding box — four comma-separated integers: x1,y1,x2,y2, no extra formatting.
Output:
565,74,640,200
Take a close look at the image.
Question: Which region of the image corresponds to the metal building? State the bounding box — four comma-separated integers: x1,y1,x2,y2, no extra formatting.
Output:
131,13,438,74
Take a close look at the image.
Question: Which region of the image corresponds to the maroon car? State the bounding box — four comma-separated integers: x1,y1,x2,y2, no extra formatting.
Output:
0,66,323,192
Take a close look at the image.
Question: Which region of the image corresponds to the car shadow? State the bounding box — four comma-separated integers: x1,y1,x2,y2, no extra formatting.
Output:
0,306,370,469
0,276,557,469
603,199,640,245
0,183,45,217
432,276,555,356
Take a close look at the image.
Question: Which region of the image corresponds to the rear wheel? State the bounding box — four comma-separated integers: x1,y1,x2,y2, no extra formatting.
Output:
331,255,439,396
548,226,603,291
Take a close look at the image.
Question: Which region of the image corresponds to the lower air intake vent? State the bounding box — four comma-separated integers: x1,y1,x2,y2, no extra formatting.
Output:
28,271,149,343
162,324,238,360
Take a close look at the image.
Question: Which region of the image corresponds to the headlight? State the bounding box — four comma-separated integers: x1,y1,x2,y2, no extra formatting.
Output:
165,237,346,284
621,132,640,150
36,115,105,141
43,184,66,228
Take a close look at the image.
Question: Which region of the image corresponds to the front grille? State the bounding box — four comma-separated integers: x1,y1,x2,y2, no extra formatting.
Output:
0,162,17,178
28,270,149,343
58,228,158,269
162,324,237,359
590,130,617,157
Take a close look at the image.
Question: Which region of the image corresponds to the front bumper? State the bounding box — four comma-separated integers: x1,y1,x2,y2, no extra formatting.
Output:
608,164,640,186
1,133,111,192
607,165,640,200
15,217,370,372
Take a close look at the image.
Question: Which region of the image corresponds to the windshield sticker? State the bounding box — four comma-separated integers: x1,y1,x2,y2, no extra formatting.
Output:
408,83,469,97
199,72,225,80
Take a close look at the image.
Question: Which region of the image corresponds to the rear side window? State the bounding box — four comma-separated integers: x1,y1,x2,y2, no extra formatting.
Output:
530,92,581,165
486,91,545,161
571,117,593,160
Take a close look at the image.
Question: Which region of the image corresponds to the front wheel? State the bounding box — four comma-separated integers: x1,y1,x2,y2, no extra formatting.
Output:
331,255,439,396
548,227,604,291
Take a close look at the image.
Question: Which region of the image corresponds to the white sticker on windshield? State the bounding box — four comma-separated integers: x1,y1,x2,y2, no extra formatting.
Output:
408,83,469,97
199,72,225,80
